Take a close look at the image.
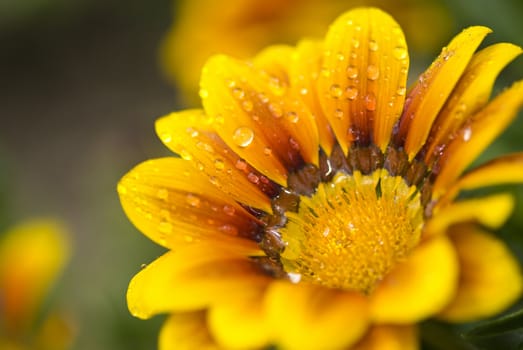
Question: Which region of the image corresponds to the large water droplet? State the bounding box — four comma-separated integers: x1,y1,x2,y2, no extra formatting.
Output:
233,127,254,147
367,65,379,80
345,86,358,100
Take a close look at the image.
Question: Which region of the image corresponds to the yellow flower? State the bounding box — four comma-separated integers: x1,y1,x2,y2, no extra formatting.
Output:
162,0,452,103
119,7,523,349
0,220,73,350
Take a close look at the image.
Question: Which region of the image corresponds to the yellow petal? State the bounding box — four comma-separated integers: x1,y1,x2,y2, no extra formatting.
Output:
395,26,491,159
352,325,418,350
127,246,269,319
253,44,294,85
159,312,219,350
0,220,70,334
156,110,274,212
208,289,271,349
425,43,523,164
200,54,319,186
438,225,523,322
265,281,369,349
439,153,523,205
426,193,514,236
433,81,523,197
370,236,458,323
289,39,336,155
318,7,409,153
118,157,264,249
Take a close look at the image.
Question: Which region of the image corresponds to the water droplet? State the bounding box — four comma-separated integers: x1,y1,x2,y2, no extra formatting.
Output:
185,194,201,208
329,84,343,98
179,149,192,161
288,272,302,283
393,46,407,60
322,227,330,237
367,65,379,80
345,86,358,100
160,132,172,143
258,92,269,104
336,51,345,61
233,127,254,147
286,111,299,123
263,147,272,156
365,93,377,111
289,137,300,150
346,65,358,79
158,221,172,234
351,38,360,48
268,103,283,118
300,87,309,95
462,126,472,141
334,109,344,119
232,87,245,100
157,188,168,200
219,224,238,235
242,100,253,112
369,40,379,51
396,86,406,96
199,88,209,99
214,159,225,170
223,205,236,216
235,159,248,171
247,172,260,184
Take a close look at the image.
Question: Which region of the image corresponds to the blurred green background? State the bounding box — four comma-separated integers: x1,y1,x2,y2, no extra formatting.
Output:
0,0,522,349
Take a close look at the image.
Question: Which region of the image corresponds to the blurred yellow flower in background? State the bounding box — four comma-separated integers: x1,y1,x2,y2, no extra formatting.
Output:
0,220,74,350
161,0,453,104
119,7,523,349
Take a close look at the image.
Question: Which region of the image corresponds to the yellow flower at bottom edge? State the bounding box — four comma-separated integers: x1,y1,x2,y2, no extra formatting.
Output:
0,220,73,350
118,7,523,350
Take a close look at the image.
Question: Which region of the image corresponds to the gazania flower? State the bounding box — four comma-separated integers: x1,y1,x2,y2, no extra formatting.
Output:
162,0,452,103
119,7,523,349
0,220,73,350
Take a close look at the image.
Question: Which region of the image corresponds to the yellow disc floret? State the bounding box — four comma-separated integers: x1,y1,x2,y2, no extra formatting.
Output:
280,169,424,293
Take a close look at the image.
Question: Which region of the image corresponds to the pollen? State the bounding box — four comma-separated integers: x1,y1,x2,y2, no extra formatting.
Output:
279,169,424,293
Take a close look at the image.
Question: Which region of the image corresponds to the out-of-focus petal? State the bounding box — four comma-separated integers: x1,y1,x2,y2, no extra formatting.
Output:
352,325,418,350
159,312,219,350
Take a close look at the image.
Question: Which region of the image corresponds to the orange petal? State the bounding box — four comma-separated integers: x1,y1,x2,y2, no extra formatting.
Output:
265,281,370,349
438,225,523,322
159,312,219,350
432,81,523,198
395,26,491,159
439,153,523,205
118,157,264,249
426,194,514,236
127,246,270,319
208,289,271,349
370,236,458,323
289,39,336,155
156,110,276,212
425,43,522,164
317,7,409,153
0,220,70,334
352,325,418,350
200,54,319,186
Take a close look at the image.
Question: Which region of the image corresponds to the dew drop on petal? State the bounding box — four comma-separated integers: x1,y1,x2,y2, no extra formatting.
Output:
223,205,236,216
396,86,406,96
179,149,192,161
365,93,377,111
214,159,225,170
351,38,360,48
334,109,344,119
346,65,358,79
367,65,379,80
185,194,201,207
286,111,299,123
160,132,172,143
393,46,408,60
235,159,248,171
157,188,168,200
263,146,272,156
288,272,302,283
336,51,345,61
329,84,343,98
345,86,358,100
369,40,379,51
233,127,254,147
269,103,283,118
242,100,253,112
462,126,472,141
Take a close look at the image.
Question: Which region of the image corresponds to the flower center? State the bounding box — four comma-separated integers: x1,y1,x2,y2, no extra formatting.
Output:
279,169,424,293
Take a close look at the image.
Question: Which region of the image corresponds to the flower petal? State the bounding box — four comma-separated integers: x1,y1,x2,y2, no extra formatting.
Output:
159,312,219,350
156,110,276,211
253,44,294,84
127,246,270,319
439,153,523,205
352,325,418,350
0,220,70,333
425,43,523,164
438,225,523,322
318,7,409,153
395,26,491,159
208,289,271,349
265,281,370,349
370,236,458,323
426,193,514,236
433,81,523,197
289,39,336,155
118,157,264,249
200,54,319,186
